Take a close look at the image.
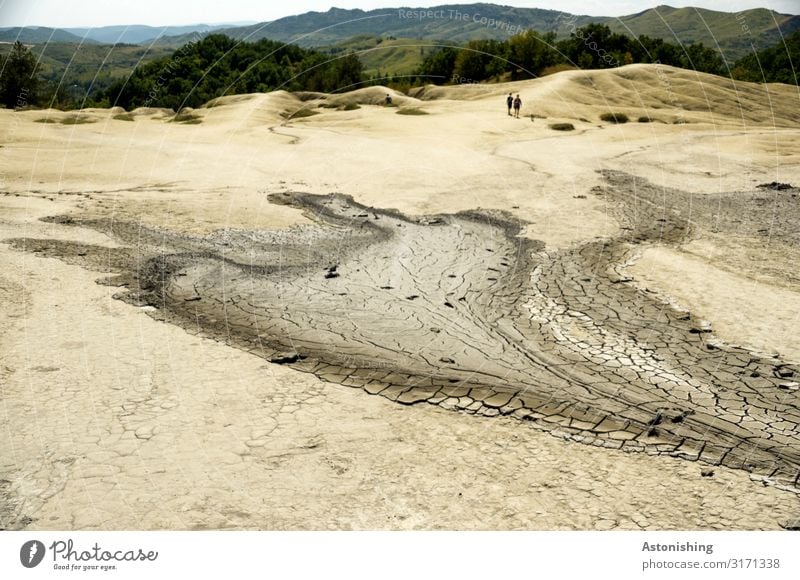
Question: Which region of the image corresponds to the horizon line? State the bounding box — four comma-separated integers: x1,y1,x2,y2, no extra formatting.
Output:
1,3,797,30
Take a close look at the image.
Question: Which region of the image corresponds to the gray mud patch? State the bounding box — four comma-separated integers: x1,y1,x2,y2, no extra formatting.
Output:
0,478,33,530
6,173,800,490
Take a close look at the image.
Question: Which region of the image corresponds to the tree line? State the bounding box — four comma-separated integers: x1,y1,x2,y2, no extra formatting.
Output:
730,29,799,85
0,35,364,110
414,24,744,84
103,34,364,110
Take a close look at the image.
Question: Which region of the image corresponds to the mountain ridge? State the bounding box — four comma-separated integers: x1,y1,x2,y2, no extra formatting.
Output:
3,4,798,64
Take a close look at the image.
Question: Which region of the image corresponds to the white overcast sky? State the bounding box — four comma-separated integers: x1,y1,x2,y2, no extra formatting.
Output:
0,0,798,27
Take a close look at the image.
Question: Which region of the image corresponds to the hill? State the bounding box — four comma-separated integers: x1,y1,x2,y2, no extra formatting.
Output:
0,42,173,104
63,24,236,45
6,4,798,65
609,5,800,63
327,35,432,76
0,26,95,44
732,28,800,84
151,5,596,47
148,4,797,62
101,34,363,110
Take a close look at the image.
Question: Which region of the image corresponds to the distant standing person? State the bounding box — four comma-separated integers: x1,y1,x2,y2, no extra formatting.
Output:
513,94,522,118
506,92,513,116
385,93,392,106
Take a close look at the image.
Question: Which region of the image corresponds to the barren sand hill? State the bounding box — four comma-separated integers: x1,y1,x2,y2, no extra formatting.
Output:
1,64,799,530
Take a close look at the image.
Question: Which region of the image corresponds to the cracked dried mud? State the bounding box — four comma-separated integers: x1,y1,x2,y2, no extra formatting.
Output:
8,171,800,493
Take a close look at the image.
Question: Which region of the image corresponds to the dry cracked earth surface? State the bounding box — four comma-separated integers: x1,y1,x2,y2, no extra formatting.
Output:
5,171,800,526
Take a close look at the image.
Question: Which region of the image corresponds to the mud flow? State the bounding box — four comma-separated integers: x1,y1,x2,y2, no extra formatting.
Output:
9,171,800,489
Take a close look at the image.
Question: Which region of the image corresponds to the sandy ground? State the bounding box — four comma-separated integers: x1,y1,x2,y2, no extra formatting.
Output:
2,64,800,529
628,246,800,363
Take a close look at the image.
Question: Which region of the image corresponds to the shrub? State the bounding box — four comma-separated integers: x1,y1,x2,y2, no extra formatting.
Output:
60,115,96,125
171,109,203,123
1,42,40,108
637,116,653,123
281,108,318,119
396,108,428,115
294,92,323,102
549,122,575,131
600,112,628,124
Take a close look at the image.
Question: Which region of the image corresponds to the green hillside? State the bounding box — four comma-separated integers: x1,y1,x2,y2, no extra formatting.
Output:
327,36,433,76
0,26,92,44
101,34,363,110
154,4,595,47
0,42,172,104
732,28,800,84
63,24,233,44
332,3,800,77
6,4,798,66
149,4,798,63
610,5,800,63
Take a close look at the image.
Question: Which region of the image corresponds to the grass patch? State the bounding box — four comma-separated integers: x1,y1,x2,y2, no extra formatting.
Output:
47,115,97,125
600,112,629,124
315,102,362,111
113,113,135,122
281,108,319,120
294,92,322,102
549,123,575,131
60,116,96,125
673,118,688,124
396,107,428,115
170,109,203,124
